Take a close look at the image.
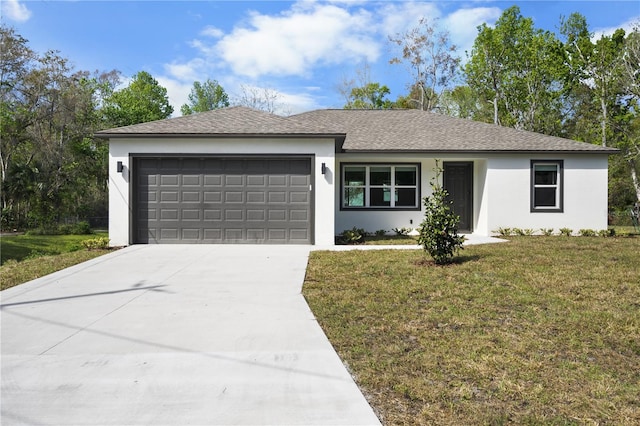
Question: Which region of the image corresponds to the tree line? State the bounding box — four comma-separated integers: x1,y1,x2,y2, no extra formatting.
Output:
0,25,283,230
1,6,638,230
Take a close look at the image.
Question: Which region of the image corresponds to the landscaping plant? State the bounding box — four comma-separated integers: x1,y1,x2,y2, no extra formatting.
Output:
417,163,465,264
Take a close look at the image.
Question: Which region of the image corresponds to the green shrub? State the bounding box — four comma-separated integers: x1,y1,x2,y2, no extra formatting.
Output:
540,228,554,236
417,162,465,265
72,221,92,235
513,228,525,236
374,229,387,237
81,237,110,250
598,229,615,237
579,229,596,237
495,227,512,236
392,227,412,236
339,227,366,244
559,228,573,236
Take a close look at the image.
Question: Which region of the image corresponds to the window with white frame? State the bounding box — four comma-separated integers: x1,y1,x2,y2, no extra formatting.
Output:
342,164,420,209
531,160,563,212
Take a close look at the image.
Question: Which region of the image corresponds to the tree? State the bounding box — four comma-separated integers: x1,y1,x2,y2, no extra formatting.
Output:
1,25,118,229
561,14,626,147
180,79,229,115
102,71,173,127
417,161,465,265
389,17,460,111
465,6,565,134
437,86,479,119
232,84,288,115
344,82,392,109
560,15,638,204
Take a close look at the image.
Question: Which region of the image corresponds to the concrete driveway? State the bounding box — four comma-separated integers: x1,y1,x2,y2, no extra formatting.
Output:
1,245,381,425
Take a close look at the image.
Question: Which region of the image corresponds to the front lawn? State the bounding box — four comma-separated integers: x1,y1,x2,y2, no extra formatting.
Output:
0,232,108,264
303,237,640,425
0,233,112,290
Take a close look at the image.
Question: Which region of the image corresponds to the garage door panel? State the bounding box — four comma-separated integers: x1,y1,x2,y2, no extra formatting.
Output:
135,157,312,244
160,229,179,240
181,229,200,240
160,209,179,220
182,175,201,186
204,209,222,221
247,176,266,186
203,229,222,240
225,175,244,186
160,191,179,202
182,191,201,202
204,191,222,202
182,209,201,220
247,192,266,203
225,210,244,221
268,192,286,203
290,210,308,221
246,210,266,221
225,192,244,203
204,175,222,186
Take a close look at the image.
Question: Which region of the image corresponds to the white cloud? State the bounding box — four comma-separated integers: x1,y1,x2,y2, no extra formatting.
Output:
1,0,32,22
445,7,502,57
156,76,192,115
593,15,640,41
200,25,224,38
378,1,441,37
211,2,379,78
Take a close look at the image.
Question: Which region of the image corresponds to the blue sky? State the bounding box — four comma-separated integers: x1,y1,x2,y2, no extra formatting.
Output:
2,1,639,115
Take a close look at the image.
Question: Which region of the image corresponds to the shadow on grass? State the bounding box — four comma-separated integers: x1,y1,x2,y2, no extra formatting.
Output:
414,254,481,267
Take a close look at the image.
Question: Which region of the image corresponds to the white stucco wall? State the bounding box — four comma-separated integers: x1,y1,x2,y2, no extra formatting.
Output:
108,137,335,246
484,154,610,233
334,153,609,237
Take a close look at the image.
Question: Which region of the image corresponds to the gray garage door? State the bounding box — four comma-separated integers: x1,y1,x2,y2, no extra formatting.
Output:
134,157,312,244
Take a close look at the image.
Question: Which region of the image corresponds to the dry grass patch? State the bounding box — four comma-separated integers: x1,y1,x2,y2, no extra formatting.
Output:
303,237,640,425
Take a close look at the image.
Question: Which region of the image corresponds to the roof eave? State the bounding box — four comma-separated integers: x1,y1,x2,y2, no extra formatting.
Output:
95,132,345,139
340,148,620,155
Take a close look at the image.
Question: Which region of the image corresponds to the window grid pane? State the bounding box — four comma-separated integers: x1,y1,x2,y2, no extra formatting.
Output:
532,161,562,210
342,164,418,208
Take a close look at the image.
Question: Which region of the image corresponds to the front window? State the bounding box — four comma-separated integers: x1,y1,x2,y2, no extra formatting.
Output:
342,164,419,209
531,160,563,212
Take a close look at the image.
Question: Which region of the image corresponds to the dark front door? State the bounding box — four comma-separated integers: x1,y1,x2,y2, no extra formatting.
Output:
443,162,473,232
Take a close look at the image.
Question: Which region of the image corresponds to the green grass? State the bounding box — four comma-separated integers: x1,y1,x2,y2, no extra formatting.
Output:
303,237,640,425
364,235,419,245
0,232,112,290
1,250,112,291
0,232,108,264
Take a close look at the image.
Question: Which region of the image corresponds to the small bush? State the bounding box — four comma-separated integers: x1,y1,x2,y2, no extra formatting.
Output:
374,229,387,237
523,228,535,236
392,227,412,236
417,162,465,265
579,229,596,237
495,227,512,236
81,237,110,250
559,228,573,236
513,228,525,236
339,227,366,244
72,221,92,235
598,229,615,237
540,228,554,236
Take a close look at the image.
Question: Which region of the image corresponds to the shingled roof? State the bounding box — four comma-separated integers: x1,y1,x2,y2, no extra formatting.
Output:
95,106,337,137
288,109,618,153
97,106,618,154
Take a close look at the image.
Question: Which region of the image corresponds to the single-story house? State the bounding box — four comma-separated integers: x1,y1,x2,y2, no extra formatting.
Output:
97,106,618,246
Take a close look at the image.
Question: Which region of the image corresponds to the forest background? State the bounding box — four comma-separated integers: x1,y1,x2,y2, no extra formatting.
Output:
1,6,638,231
